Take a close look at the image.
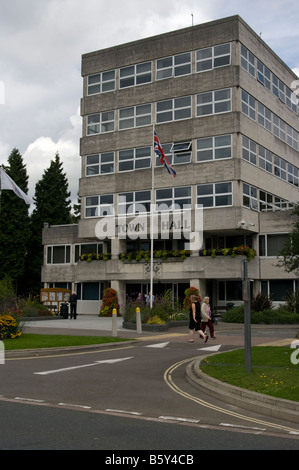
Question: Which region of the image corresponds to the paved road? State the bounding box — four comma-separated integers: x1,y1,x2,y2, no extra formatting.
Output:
1,317,298,450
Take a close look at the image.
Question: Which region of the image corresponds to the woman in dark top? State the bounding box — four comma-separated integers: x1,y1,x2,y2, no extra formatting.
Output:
189,295,208,343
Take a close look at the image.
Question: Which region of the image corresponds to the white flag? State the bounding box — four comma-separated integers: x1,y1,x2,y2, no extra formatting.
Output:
0,168,33,205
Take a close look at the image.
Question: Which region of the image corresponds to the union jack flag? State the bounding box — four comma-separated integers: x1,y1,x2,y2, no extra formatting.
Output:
154,130,176,177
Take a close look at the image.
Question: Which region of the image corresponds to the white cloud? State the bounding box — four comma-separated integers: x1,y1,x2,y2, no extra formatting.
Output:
23,107,81,204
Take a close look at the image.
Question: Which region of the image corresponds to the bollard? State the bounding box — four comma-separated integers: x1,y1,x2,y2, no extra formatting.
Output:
136,307,142,334
112,308,118,337
0,340,4,365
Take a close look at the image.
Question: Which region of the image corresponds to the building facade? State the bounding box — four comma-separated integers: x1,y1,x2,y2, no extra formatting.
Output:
42,15,299,314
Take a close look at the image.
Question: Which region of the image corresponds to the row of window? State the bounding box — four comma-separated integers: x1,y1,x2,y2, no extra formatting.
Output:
45,233,288,266
243,182,290,212
84,181,290,217
241,44,298,115
86,88,232,135
241,89,298,151
85,134,232,175
87,43,231,95
47,243,104,264
242,135,299,187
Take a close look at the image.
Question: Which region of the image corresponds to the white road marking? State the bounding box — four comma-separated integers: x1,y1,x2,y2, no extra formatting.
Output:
105,409,142,415
33,356,133,375
145,342,170,348
197,344,222,351
159,416,200,423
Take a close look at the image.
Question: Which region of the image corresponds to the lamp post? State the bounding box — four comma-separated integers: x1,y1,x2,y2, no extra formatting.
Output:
242,259,251,373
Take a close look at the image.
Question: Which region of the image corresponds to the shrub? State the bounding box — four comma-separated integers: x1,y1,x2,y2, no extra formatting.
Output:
0,314,22,339
251,292,273,311
99,288,120,317
222,305,299,324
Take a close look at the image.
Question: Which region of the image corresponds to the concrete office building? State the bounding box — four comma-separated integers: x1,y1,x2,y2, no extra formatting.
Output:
42,15,299,314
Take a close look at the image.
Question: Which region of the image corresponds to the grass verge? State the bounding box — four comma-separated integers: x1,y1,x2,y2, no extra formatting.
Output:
3,333,130,350
200,346,299,402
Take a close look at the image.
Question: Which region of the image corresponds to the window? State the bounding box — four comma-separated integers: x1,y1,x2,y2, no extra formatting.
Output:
262,280,293,301
119,147,151,172
241,90,256,120
85,194,114,218
87,111,114,135
197,182,232,208
243,183,258,210
288,164,299,187
155,141,192,166
196,43,230,72
273,155,287,180
119,103,151,130
242,136,256,165
258,146,272,173
47,245,71,264
273,115,286,141
156,52,191,80
257,102,272,131
87,70,115,95
241,44,255,77
156,186,191,210
75,244,103,262
259,234,289,256
257,60,271,90
86,152,114,176
78,282,101,301
118,190,151,215
119,62,152,88
196,88,231,116
197,134,232,162
156,95,192,123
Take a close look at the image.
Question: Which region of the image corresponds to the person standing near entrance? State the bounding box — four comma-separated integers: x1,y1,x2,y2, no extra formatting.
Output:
201,296,216,339
69,291,78,319
189,295,208,343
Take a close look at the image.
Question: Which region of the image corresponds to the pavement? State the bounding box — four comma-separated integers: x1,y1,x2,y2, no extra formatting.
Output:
19,315,299,424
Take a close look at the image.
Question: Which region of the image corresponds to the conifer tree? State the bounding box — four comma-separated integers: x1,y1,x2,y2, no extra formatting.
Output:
0,148,31,293
25,153,72,293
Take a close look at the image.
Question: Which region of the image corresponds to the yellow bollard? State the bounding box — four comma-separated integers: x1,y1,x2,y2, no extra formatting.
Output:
112,308,118,337
136,307,142,334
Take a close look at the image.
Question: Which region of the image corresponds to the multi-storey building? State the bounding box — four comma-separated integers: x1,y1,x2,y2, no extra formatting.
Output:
42,15,299,314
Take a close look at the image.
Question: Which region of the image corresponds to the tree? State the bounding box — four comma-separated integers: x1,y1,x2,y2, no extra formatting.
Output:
25,153,72,293
0,149,31,292
278,204,299,275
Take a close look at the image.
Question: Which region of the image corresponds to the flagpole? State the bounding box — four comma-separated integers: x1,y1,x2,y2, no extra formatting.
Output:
150,124,155,309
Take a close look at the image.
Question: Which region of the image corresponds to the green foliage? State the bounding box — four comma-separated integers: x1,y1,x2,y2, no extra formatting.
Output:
251,292,273,311
99,288,120,317
183,286,200,310
0,149,31,288
278,203,299,275
124,290,186,325
0,314,22,339
222,304,299,324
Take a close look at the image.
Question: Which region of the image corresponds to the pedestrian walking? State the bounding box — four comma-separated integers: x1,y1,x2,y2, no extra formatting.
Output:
201,296,216,339
188,295,208,343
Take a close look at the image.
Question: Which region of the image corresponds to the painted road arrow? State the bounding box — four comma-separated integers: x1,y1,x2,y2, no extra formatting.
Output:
34,357,133,376
197,344,222,352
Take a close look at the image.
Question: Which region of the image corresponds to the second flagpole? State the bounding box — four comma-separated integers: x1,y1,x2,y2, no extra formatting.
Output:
150,125,155,309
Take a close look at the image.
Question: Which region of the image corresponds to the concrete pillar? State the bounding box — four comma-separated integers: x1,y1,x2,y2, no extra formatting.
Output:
111,279,126,315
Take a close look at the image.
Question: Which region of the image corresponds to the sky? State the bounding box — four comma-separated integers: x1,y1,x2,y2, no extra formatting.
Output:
0,0,298,206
